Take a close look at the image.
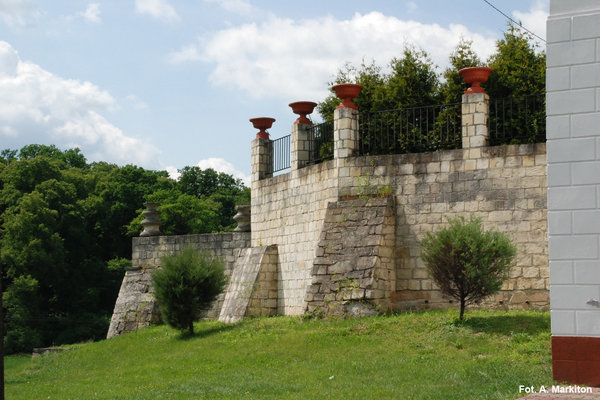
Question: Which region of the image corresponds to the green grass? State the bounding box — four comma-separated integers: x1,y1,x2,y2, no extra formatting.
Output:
6,309,552,399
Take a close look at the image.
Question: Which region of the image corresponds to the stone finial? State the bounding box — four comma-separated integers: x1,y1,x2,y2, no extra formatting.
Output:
458,67,493,95
140,202,161,237
331,83,363,110
289,101,317,125
233,205,251,232
250,117,276,139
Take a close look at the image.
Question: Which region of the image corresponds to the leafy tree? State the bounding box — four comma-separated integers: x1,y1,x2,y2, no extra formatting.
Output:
420,216,516,320
485,25,546,144
18,144,88,169
318,59,385,121
486,24,546,99
3,275,42,353
177,166,249,230
440,39,482,105
318,47,440,121
0,147,175,351
152,247,227,335
127,189,222,236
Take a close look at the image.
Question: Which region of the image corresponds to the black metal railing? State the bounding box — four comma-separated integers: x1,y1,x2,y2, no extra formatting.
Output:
488,93,545,145
307,120,334,164
272,134,290,172
359,103,461,155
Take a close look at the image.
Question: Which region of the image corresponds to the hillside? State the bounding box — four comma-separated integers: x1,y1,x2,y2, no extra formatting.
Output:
7,310,552,400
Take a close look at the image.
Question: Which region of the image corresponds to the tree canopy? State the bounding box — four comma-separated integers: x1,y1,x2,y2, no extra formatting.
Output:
317,26,545,121
0,144,249,352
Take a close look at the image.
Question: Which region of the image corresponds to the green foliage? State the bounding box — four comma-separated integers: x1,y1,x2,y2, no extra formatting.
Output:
0,144,248,352
127,189,222,236
318,47,440,122
152,247,227,335
177,166,250,230
486,25,545,99
486,25,546,145
439,38,482,105
3,275,43,353
421,216,516,320
316,26,546,154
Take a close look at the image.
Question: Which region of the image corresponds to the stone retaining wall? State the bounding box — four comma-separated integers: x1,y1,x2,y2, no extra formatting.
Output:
251,161,339,315
252,143,548,313
107,232,250,338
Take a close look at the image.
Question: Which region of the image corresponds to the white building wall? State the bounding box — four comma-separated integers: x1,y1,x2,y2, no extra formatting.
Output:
547,0,600,337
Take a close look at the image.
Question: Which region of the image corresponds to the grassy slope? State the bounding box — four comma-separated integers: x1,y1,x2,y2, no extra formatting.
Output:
7,310,552,400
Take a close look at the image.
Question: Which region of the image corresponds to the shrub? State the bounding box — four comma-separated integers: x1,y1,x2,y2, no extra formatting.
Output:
420,216,516,320
152,247,227,334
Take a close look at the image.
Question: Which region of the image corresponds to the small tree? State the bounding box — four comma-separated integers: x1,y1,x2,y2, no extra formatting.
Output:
420,216,516,320
152,247,227,334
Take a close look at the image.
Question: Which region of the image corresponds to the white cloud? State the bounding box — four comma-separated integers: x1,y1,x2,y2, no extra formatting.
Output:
165,166,181,180
512,0,548,44
170,12,496,100
81,3,101,24
126,94,149,110
197,158,250,186
203,0,256,16
164,158,250,185
0,0,38,26
0,41,161,168
135,0,179,23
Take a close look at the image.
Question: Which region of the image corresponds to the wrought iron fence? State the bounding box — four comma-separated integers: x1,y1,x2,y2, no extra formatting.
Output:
488,93,546,145
272,134,290,172
307,120,334,164
359,103,462,156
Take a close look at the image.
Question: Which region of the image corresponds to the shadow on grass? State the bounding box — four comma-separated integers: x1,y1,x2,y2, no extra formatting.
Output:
176,323,236,341
453,313,550,336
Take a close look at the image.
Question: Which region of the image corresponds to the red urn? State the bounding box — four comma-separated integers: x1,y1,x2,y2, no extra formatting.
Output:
458,67,493,94
289,101,317,124
249,117,276,139
331,83,363,110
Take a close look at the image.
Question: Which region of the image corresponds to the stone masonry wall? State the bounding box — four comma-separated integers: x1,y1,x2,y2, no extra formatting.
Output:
252,142,548,314
305,197,396,316
107,232,250,338
219,245,278,323
251,160,339,315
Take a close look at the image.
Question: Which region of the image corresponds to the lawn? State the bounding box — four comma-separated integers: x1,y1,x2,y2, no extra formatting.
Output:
6,309,552,399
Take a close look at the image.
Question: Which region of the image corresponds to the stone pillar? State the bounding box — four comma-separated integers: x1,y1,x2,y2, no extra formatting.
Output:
291,122,311,170
461,93,489,149
334,107,359,159
251,138,272,182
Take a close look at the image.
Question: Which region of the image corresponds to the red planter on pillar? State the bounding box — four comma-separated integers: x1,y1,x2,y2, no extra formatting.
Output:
289,101,317,124
332,83,363,110
249,117,275,139
458,67,493,94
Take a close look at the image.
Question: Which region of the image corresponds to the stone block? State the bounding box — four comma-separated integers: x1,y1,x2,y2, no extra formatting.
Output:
547,40,596,67
547,17,571,43
547,89,596,115
573,210,600,233
549,235,598,260
548,185,596,210
547,66,570,91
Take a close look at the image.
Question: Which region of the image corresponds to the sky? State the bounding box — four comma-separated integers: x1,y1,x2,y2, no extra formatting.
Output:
0,0,548,185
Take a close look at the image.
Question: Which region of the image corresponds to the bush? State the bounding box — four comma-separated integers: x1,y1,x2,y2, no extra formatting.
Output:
152,248,227,334
420,216,516,320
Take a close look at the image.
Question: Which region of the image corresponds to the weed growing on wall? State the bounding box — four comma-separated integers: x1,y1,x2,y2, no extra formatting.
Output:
420,216,516,320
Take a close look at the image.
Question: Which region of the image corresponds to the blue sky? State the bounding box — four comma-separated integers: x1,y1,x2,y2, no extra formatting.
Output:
0,0,548,184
